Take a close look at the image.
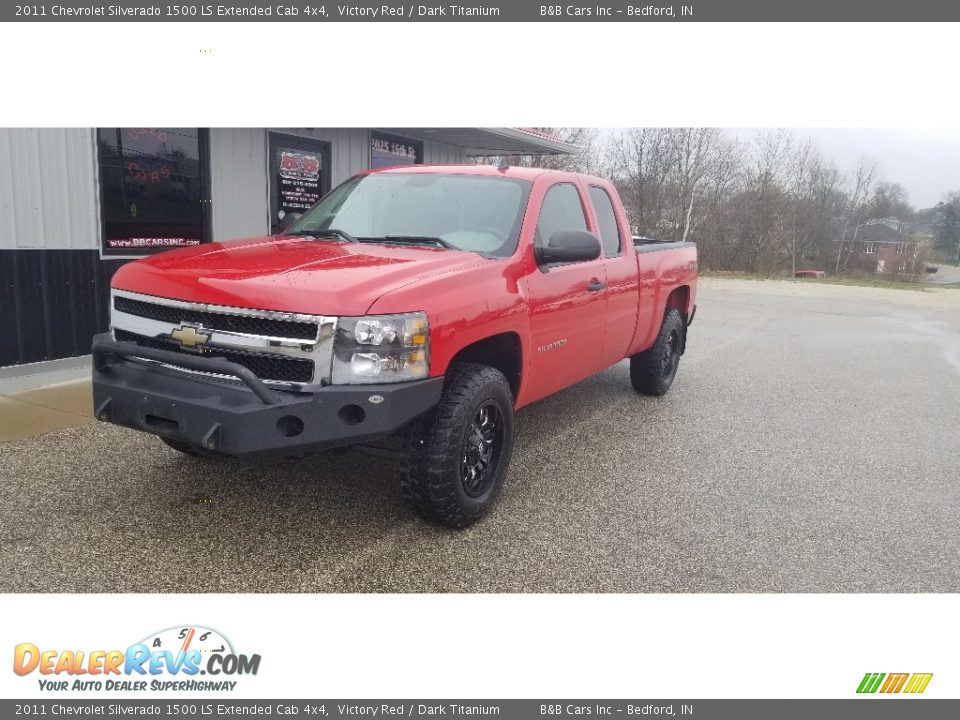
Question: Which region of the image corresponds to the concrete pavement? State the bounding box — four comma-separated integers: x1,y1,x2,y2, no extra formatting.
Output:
928,263,960,285
0,357,94,443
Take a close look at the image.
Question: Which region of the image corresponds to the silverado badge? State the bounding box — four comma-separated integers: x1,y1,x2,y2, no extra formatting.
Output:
170,325,211,349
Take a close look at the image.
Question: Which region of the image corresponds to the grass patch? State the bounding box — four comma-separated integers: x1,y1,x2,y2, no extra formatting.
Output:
701,270,927,291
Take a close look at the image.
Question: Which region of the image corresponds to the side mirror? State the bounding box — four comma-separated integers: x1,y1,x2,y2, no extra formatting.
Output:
278,212,302,233
537,230,602,266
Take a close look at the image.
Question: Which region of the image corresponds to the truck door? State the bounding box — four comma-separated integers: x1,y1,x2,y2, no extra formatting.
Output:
587,184,641,368
522,181,608,402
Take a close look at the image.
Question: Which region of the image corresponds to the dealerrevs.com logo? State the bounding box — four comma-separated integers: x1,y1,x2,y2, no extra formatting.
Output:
13,626,261,693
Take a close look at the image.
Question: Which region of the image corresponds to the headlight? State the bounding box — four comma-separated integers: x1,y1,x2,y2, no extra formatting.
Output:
331,312,429,384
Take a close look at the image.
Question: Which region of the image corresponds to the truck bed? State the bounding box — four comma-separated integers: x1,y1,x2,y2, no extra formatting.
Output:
633,236,698,254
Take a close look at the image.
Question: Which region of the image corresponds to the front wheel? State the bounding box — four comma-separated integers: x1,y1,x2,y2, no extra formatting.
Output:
630,308,685,396
399,363,515,528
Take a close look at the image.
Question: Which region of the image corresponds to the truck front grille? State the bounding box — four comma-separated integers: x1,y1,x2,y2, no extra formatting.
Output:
113,329,315,384
109,290,336,387
114,295,319,341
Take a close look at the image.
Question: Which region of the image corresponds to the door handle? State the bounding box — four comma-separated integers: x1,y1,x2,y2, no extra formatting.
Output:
587,278,605,292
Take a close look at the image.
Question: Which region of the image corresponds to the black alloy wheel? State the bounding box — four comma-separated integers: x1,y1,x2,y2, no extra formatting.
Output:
661,327,681,379
460,401,505,498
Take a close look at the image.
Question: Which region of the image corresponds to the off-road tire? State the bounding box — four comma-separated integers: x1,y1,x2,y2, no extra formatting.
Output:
160,436,222,459
399,363,515,528
630,308,685,396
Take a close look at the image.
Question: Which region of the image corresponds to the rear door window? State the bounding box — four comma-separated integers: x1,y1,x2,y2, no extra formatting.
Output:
589,186,623,256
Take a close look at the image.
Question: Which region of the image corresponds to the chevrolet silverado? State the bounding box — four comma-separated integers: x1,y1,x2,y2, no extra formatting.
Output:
92,164,698,527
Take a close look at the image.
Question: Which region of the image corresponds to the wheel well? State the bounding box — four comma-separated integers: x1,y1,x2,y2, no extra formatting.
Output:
665,285,690,320
448,332,522,399
664,286,690,354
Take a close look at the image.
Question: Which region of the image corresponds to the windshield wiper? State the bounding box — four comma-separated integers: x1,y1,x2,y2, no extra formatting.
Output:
365,235,457,250
286,228,359,243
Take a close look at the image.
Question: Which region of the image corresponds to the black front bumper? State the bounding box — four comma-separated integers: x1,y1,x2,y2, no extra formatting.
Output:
91,333,444,457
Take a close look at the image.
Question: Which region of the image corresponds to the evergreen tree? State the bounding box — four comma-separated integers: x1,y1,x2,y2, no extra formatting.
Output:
937,197,960,262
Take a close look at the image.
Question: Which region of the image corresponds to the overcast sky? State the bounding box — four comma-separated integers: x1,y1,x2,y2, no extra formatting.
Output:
731,128,960,208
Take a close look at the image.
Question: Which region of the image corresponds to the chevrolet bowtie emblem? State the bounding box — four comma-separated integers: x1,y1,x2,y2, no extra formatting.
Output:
170,325,211,348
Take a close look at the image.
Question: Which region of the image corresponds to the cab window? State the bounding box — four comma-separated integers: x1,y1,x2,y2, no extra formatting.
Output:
589,185,623,256
535,183,588,247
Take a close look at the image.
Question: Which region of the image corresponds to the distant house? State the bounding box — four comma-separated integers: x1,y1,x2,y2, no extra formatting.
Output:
848,219,922,277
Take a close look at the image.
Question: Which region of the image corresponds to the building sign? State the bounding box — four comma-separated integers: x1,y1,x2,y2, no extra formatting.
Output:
371,132,422,168
277,150,322,214
269,133,330,233
97,128,209,256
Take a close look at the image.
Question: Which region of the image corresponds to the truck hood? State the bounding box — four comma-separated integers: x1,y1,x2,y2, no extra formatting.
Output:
111,236,487,316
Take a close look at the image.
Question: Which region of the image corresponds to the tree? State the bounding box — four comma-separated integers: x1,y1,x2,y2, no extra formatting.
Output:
473,128,931,277
607,127,677,237
835,156,879,274
673,128,723,243
788,138,815,277
868,181,912,222
745,130,792,275
607,128,735,246
936,193,960,262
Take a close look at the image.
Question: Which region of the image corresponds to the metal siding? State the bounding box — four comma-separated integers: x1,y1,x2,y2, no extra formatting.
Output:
42,250,70,359
70,252,103,356
344,128,371,179
11,129,42,248
423,139,466,165
0,252,18,366
0,249,124,367
0,131,15,251
70,129,101,251
209,128,269,241
0,128,98,251
332,128,348,183
12,251,44,360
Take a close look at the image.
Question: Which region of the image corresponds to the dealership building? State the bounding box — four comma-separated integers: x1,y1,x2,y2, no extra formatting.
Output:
0,127,575,369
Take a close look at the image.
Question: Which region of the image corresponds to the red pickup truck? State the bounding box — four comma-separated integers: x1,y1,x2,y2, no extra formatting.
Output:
92,164,697,527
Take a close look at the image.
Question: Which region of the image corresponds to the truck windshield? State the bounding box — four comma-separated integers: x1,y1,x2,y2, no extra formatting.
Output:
287,172,532,257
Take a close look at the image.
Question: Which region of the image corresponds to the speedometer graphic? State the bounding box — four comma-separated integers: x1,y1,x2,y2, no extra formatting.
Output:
138,626,234,658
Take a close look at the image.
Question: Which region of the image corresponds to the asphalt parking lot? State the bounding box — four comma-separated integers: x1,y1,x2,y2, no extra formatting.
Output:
2,277,959,593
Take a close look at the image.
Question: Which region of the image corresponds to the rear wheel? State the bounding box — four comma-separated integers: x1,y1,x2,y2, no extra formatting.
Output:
630,308,685,396
160,437,222,459
399,363,515,528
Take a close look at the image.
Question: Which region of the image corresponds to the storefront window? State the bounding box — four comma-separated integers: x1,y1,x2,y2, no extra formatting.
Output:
371,132,422,168
97,128,209,256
